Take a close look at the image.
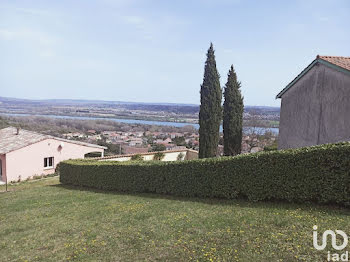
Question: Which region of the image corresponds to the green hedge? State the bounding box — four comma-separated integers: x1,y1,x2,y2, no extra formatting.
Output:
60,143,350,206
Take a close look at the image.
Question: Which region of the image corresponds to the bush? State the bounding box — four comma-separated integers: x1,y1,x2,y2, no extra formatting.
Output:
130,154,144,161
60,143,350,206
153,152,165,161
84,152,103,158
177,152,185,161
264,144,278,151
150,144,166,152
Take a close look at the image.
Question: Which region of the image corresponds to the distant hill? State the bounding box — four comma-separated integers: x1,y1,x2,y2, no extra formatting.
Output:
0,96,280,114
0,96,197,107
0,96,279,111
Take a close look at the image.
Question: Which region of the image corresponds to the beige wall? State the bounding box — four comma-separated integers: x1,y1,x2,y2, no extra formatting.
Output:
185,150,199,160
99,149,198,162
5,138,104,182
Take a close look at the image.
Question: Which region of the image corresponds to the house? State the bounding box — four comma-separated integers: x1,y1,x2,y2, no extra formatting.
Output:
169,132,184,139
134,132,144,137
156,138,172,145
128,138,143,147
87,129,96,134
171,146,187,151
122,146,149,155
164,143,176,150
0,127,106,183
63,132,86,139
102,131,117,137
87,134,102,141
276,56,350,149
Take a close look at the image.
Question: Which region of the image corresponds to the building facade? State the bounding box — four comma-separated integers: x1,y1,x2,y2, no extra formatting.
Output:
276,56,350,149
0,127,106,183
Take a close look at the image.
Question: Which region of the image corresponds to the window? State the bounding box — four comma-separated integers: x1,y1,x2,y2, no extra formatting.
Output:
44,157,54,169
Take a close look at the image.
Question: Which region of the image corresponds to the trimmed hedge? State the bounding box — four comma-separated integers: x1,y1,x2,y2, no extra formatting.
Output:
60,143,350,206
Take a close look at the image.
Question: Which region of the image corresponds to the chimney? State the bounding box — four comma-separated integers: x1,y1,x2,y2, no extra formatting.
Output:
16,127,20,135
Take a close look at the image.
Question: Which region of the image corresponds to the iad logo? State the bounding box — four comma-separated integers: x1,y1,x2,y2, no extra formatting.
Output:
313,225,349,261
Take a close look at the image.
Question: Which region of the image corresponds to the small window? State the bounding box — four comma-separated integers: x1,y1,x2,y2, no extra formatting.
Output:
44,157,54,169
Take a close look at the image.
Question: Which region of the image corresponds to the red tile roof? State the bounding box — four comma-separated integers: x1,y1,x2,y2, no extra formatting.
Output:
318,55,350,71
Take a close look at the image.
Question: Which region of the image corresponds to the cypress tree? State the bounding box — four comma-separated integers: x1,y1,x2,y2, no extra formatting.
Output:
223,65,244,156
199,43,222,158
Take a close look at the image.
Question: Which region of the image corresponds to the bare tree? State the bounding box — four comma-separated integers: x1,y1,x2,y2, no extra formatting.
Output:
244,111,270,153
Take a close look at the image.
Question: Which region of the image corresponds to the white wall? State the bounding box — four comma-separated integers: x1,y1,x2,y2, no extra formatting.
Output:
99,150,198,162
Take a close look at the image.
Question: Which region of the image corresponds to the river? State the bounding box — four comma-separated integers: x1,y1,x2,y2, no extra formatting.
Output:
1,113,279,134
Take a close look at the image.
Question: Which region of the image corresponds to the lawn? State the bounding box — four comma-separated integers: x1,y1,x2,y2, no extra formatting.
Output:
0,177,349,262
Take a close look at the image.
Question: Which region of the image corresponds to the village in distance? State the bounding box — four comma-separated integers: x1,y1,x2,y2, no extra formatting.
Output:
1,1,349,261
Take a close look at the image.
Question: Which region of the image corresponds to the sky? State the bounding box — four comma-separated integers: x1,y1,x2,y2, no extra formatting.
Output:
0,0,349,107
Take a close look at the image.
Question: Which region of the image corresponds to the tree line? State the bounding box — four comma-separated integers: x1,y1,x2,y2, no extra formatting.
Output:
199,43,244,158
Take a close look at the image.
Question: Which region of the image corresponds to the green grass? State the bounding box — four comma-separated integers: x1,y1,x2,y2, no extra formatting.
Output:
0,177,349,262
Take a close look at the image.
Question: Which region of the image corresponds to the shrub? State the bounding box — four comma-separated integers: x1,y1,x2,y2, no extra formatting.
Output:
150,144,166,152
130,154,144,161
60,142,350,206
177,152,185,161
55,163,61,176
264,144,278,151
84,152,103,158
153,152,165,161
